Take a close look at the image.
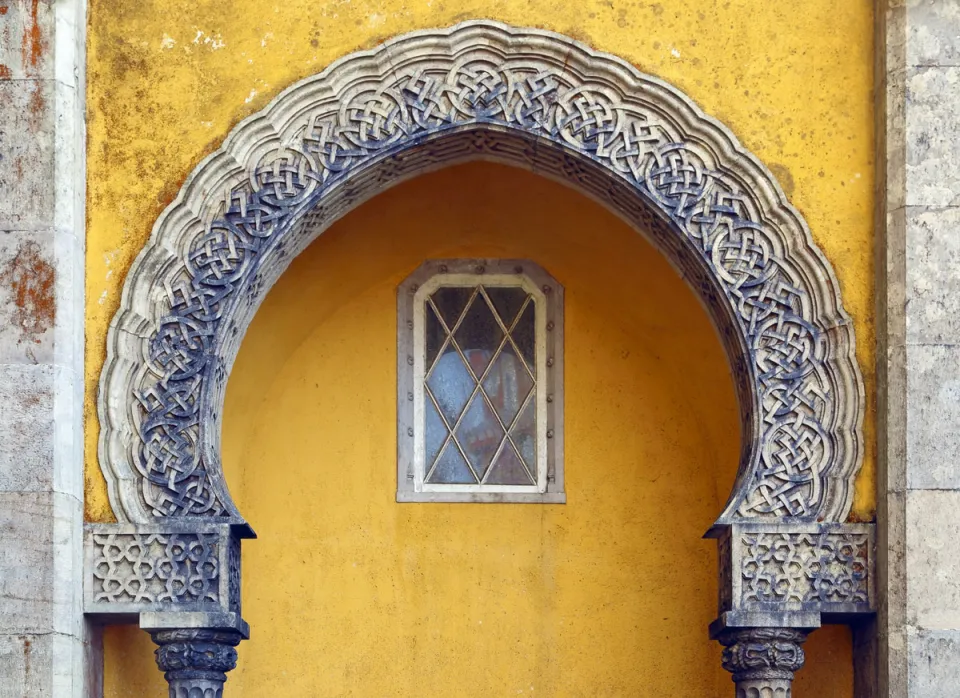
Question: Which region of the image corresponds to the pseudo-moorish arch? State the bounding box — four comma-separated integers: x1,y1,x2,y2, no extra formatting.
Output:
87,21,873,696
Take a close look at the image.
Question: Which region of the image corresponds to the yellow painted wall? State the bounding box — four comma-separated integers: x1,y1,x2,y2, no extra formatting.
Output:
102,163,854,696
85,0,875,695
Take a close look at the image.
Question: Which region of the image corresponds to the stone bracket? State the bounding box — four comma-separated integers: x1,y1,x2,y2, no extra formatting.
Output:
83,521,252,623
716,522,875,622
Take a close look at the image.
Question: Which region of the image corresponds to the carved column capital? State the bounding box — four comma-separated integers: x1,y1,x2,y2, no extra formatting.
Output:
718,627,809,697
150,628,244,698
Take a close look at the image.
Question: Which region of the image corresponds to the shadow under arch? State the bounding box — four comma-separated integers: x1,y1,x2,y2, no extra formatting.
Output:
98,21,863,529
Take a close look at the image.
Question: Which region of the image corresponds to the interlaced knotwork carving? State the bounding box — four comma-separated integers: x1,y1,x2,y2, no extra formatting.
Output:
555,88,619,156
447,65,511,121
105,23,861,524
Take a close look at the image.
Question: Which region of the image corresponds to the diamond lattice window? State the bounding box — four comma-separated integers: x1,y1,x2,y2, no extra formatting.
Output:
398,260,565,503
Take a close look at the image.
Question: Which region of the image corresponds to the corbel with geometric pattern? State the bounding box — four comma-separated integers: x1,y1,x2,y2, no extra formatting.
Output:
711,522,875,695
84,522,252,694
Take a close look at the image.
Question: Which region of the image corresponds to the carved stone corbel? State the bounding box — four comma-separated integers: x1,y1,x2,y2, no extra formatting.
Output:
711,522,875,696
83,523,252,694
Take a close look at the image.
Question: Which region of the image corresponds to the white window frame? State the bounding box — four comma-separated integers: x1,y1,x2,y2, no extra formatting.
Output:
397,259,565,504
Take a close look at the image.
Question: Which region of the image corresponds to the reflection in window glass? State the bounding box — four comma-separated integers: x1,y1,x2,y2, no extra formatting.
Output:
424,286,537,486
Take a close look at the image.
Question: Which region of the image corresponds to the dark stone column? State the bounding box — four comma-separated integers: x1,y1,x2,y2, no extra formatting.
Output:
717,627,809,698
150,628,244,698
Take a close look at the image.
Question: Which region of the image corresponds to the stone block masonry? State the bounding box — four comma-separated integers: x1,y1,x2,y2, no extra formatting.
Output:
878,0,960,695
0,0,90,695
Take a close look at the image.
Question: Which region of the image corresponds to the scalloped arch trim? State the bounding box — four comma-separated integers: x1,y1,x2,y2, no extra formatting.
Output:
98,21,863,525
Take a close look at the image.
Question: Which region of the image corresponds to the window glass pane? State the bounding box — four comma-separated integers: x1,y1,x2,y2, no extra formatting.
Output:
485,286,528,328
456,393,505,481
481,344,533,429
426,348,475,425
454,294,503,378
485,442,534,485
425,302,446,371
424,395,449,467
431,287,473,329
512,301,536,370
427,442,477,484
411,271,554,496
510,390,537,469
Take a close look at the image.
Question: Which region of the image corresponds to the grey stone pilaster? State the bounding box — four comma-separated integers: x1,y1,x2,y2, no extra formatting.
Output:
0,0,90,695
878,0,960,695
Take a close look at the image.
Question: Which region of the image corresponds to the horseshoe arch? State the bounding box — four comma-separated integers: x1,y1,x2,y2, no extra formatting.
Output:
97,20,864,528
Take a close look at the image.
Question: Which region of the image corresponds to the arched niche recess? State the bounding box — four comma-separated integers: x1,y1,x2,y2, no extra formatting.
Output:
97,21,863,528
89,22,875,696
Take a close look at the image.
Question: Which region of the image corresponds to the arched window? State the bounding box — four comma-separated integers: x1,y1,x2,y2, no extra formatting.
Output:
397,260,565,503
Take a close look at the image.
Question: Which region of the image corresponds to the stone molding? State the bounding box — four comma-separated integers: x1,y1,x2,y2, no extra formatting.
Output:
717,523,875,619
95,20,864,528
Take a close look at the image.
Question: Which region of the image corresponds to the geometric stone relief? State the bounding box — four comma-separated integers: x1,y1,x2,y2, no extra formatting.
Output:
91,533,218,604
96,20,864,528
717,523,875,618
84,522,244,622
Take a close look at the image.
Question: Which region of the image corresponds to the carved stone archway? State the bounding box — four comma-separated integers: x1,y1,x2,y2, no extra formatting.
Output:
86,21,873,695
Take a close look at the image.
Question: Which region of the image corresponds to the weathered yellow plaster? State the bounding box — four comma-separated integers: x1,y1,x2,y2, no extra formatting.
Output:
104,163,855,696
87,1,874,693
